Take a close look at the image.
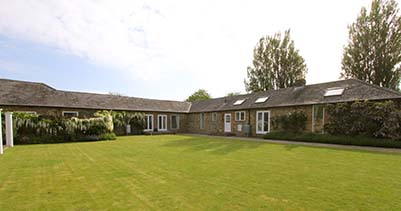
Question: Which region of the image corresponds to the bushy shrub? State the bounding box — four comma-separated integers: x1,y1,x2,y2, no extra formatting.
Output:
112,111,145,135
13,110,116,144
325,100,401,139
99,132,117,140
273,111,307,133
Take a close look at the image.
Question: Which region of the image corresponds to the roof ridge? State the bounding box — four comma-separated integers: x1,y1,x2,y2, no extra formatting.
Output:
56,89,189,104
0,78,56,90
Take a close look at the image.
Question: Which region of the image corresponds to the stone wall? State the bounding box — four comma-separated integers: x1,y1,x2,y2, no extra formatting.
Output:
141,111,187,133
185,105,315,137
1,104,324,137
0,105,96,118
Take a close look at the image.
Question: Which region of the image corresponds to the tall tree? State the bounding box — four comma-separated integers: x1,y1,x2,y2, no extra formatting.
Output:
186,89,211,102
244,30,307,93
226,92,241,97
341,0,401,90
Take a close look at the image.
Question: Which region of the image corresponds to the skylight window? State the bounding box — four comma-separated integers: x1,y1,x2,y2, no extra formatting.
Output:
233,99,246,105
324,88,345,97
255,97,269,103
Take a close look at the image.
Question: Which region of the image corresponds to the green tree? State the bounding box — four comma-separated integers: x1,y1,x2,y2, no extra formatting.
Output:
341,0,401,90
244,30,308,93
226,92,241,97
186,89,211,102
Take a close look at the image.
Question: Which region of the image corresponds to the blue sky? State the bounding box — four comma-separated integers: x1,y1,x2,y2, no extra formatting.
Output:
0,34,193,100
0,0,395,101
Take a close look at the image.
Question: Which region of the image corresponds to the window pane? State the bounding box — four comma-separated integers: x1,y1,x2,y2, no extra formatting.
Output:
63,112,78,118
200,113,204,129
263,112,269,132
241,112,245,120
225,114,230,122
257,112,263,131
172,115,178,129
149,116,152,129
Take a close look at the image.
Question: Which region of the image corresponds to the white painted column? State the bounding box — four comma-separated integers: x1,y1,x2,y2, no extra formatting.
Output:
5,112,13,147
0,109,3,154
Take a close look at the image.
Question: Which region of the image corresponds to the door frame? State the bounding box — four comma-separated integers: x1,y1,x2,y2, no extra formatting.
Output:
157,114,167,131
224,113,231,132
144,114,154,132
256,110,270,134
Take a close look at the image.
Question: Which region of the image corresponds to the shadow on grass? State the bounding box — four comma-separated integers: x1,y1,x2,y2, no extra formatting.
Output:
283,144,300,151
162,136,266,155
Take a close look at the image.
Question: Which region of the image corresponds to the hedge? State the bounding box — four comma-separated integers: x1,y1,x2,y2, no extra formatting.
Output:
264,131,401,149
325,100,401,139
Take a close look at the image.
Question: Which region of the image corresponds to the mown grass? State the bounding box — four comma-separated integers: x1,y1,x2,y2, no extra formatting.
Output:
0,135,400,210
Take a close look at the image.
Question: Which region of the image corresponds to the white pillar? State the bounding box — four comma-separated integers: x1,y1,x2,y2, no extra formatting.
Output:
5,112,13,147
0,109,3,154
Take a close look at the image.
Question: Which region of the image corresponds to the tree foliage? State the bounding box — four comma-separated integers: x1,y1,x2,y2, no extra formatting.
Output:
341,0,401,90
244,30,308,93
186,89,211,102
226,92,241,97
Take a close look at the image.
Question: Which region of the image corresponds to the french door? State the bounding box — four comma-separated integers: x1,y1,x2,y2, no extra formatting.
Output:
256,111,270,134
158,115,167,131
144,114,153,131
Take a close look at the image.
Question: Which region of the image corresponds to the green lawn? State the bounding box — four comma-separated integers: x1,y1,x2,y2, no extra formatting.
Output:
0,135,401,210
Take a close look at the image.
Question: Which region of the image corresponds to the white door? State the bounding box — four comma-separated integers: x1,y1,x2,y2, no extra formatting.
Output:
256,111,270,134
158,115,167,131
224,113,231,132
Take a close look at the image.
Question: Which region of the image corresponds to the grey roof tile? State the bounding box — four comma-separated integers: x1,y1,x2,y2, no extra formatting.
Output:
189,79,401,112
1,78,400,113
0,79,191,113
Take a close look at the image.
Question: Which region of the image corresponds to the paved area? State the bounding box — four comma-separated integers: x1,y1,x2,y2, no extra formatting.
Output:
184,133,401,154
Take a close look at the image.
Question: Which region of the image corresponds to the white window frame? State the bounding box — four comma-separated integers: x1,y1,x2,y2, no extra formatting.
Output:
324,87,345,97
62,111,79,117
212,112,217,121
235,111,245,121
171,114,180,129
256,111,270,134
200,113,205,129
255,97,269,103
158,115,167,131
312,105,326,133
144,114,154,132
233,99,246,105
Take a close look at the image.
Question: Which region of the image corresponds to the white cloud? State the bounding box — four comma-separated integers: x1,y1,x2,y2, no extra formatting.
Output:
0,0,395,99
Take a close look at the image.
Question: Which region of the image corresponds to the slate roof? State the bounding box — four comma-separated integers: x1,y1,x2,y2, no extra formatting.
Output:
189,79,401,112
0,79,191,113
1,78,400,113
